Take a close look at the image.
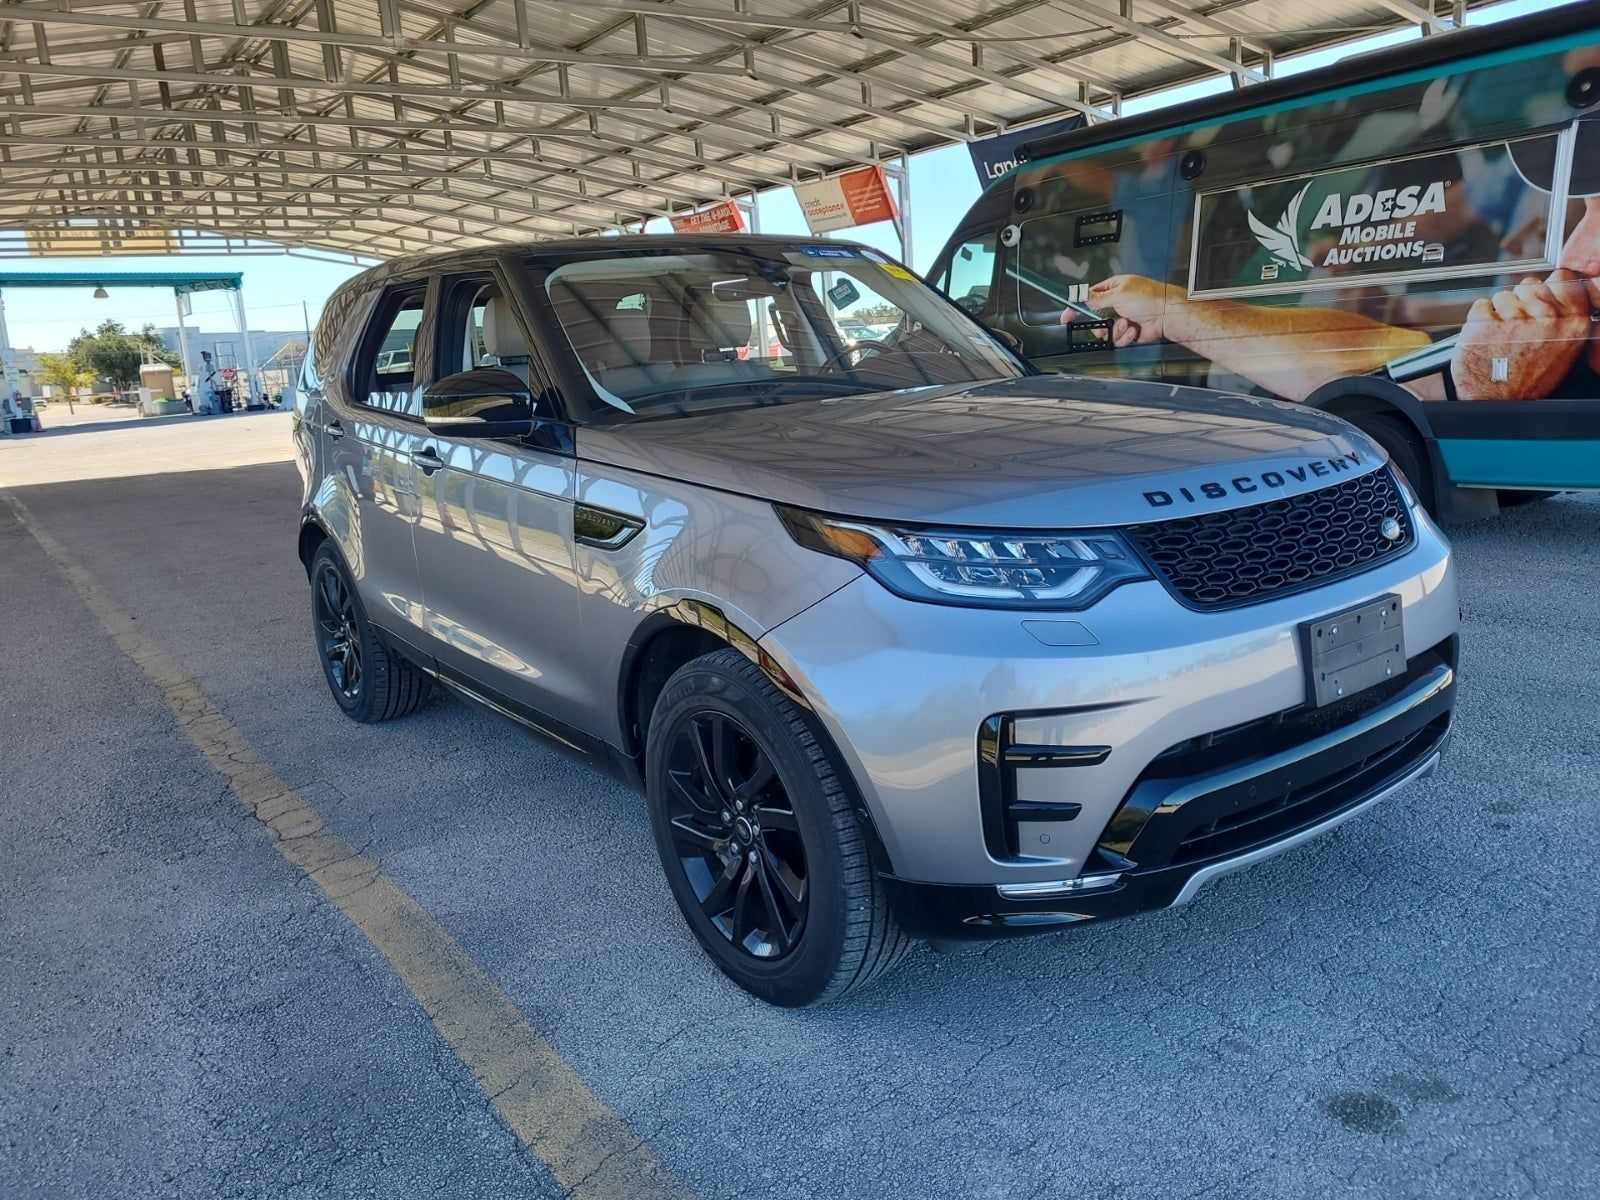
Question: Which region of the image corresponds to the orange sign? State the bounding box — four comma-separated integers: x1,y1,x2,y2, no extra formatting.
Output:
794,165,899,234
669,200,747,235
25,222,176,257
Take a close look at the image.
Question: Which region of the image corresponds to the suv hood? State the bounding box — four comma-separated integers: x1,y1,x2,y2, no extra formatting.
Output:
577,375,1386,527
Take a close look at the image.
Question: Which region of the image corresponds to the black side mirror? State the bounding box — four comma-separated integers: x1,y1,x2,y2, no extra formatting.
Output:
987,326,1024,355
423,367,536,438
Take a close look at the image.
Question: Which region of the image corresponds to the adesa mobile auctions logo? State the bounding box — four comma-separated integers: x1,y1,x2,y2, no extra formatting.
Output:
1248,177,1450,275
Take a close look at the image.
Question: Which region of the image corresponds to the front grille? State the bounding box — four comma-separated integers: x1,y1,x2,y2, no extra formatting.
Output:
1126,469,1412,610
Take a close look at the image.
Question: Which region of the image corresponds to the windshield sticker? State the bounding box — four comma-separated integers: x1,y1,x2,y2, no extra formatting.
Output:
879,263,917,282
799,245,860,258
826,278,861,308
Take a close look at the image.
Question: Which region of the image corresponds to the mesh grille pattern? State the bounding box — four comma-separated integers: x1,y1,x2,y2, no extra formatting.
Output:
1126,469,1412,609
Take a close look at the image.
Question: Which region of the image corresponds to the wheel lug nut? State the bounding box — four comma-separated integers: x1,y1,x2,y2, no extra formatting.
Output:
734,800,746,812
720,810,731,823
747,851,758,865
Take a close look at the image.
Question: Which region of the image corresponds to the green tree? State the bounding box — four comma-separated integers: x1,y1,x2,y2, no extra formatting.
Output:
852,302,901,325
33,351,97,397
66,320,181,389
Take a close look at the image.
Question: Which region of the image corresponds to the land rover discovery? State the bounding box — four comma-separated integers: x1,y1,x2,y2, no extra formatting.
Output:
292,235,1458,1006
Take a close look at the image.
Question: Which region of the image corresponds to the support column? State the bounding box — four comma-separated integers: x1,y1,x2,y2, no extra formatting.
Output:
890,154,914,267
0,288,15,431
740,193,772,360
232,285,259,406
173,288,195,397
0,288,19,400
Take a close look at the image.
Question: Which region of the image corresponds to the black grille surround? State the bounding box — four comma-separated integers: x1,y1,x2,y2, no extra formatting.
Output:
1124,468,1413,610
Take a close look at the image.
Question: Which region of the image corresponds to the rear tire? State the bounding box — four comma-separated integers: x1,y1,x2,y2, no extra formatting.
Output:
309,542,431,723
645,648,908,1006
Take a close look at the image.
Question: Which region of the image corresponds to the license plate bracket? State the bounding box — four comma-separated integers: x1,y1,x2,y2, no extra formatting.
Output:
1301,594,1405,707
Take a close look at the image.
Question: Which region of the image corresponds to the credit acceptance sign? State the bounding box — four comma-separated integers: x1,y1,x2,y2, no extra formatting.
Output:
794,165,899,234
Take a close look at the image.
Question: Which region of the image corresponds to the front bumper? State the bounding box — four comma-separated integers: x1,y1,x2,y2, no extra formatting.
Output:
879,657,1453,938
757,509,1459,907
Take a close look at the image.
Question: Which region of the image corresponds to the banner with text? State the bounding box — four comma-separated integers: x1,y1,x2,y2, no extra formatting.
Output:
794,165,899,235
668,200,746,235
1189,133,1567,299
967,114,1084,185
25,222,177,257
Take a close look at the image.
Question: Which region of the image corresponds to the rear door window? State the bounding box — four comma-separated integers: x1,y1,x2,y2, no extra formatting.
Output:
353,285,429,417
436,274,507,375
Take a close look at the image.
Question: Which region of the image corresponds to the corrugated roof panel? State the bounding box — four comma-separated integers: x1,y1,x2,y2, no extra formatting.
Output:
0,0,1544,258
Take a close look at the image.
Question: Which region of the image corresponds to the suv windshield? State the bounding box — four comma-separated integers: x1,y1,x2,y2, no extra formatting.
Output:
528,244,1027,421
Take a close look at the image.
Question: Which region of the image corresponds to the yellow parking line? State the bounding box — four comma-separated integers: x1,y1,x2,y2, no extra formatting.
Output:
3,490,694,1200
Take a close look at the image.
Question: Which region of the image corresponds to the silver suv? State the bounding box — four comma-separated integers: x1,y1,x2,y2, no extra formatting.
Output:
292,236,1458,1006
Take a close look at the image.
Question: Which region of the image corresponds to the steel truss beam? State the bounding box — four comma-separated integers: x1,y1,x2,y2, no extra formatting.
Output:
0,0,1473,256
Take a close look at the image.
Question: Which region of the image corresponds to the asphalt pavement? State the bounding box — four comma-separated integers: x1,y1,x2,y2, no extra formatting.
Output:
1,418,1595,1199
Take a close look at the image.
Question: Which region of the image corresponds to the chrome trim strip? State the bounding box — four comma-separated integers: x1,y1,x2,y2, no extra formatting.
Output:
997,872,1123,900
1170,747,1441,907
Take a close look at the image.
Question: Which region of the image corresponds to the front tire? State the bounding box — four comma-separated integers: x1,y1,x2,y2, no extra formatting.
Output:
645,649,908,1006
309,543,431,723
1351,411,1434,512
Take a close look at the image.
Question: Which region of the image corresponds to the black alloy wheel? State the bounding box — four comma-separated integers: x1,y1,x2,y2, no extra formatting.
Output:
314,560,363,701
306,541,431,723
645,648,908,1006
664,711,808,959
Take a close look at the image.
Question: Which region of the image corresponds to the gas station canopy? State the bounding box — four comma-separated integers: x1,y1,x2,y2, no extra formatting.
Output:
0,270,242,293
0,0,1492,259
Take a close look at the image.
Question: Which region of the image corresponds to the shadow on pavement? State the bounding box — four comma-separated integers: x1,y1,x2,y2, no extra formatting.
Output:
30,410,285,437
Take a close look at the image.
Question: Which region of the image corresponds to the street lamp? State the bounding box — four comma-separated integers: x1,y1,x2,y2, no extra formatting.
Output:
92,286,109,299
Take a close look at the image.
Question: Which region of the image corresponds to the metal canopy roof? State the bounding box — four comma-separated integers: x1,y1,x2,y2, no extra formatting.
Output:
0,0,1494,259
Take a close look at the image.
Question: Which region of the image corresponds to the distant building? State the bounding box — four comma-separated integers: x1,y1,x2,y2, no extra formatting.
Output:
4,345,43,396
153,326,307,380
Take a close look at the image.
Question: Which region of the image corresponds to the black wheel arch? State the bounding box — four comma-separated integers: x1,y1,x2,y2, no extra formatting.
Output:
1301,378,1504,521
617,601,805,758
1302,375,1436,438
297,513,332,578
618,601,897,875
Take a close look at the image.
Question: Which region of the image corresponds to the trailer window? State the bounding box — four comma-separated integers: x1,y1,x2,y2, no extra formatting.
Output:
938,233,998,316
1012,207,1133,329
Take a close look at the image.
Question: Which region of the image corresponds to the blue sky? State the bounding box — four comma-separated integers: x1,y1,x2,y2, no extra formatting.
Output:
0,0,1552,353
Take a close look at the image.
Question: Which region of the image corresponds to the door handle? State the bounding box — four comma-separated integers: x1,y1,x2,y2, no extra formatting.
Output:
324,418,344,439
409,445,444,475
